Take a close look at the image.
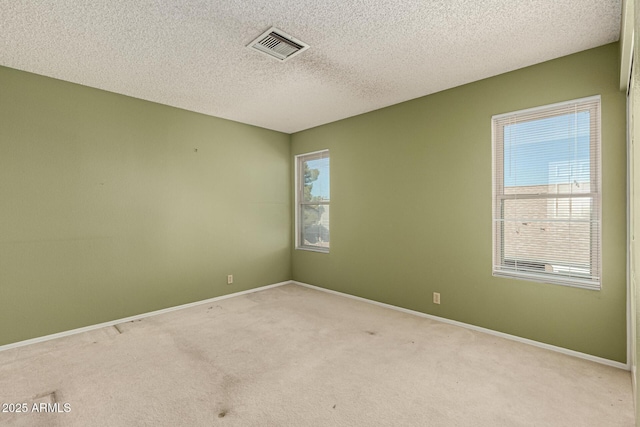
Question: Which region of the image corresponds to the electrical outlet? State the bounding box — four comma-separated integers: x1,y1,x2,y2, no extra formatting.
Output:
433,292,440,304
227,274,233,285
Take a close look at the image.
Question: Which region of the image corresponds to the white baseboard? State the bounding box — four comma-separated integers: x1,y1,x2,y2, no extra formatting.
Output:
292,280,630,371
0,281,290,353
633,365,637,413
2,279,631,372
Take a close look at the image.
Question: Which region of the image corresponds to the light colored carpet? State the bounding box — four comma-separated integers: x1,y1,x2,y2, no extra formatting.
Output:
0,284,634,426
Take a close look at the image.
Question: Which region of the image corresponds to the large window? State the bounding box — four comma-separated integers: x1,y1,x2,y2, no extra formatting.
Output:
296,150,330,252
492,96,601,289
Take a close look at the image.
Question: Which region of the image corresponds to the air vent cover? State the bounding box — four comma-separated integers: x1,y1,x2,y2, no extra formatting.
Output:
247,27,309,62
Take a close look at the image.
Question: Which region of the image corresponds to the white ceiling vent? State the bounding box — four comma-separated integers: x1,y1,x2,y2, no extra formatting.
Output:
247,27,309,62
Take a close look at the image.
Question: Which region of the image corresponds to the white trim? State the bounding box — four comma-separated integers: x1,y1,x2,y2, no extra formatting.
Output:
491,95,601,120
294,149,330,159
626,59,636,409
295,246,330,254
0,281,290,353
492,270,600,291
292,281,629,371
626,75,633,370
633,365,637,413
294,152,300,249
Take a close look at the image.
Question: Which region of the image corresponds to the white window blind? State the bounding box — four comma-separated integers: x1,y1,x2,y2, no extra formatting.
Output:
492,96,601,290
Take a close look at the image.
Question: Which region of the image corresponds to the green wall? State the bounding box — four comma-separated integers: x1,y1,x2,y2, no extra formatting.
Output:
0,43,628,363
0,66,291,346
292,43,627,362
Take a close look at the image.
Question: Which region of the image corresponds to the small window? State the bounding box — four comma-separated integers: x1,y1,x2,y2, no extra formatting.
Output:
295,150,330,252
492,96,601,289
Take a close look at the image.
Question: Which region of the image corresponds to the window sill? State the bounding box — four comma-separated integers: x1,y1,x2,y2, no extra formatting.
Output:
296,246,329,254
492,270,600,291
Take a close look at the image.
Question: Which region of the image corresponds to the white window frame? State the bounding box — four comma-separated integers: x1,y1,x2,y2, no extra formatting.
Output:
295,149,330,253
492,96,602,290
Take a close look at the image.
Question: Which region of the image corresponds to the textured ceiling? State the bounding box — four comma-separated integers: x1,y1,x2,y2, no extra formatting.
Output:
0,0,622,134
